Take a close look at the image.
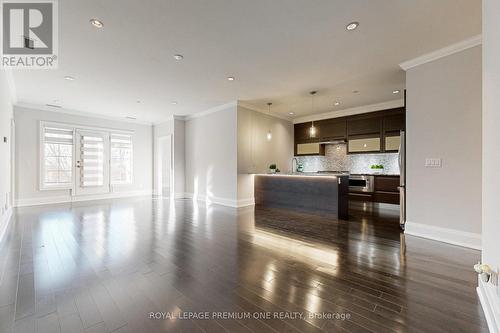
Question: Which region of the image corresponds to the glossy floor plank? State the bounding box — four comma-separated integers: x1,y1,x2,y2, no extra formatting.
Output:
0,197,487,333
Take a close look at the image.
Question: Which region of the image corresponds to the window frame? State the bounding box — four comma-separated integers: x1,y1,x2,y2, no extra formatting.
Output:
39,121,135,192
110,133,134,186
39,121,75,191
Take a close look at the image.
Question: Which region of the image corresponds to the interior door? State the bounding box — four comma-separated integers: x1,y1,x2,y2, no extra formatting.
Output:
75,129,110,195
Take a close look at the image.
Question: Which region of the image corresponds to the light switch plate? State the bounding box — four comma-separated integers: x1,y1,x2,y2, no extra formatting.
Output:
425,158,442,168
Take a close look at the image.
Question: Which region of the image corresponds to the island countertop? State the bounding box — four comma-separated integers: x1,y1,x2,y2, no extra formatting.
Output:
254,173,349,219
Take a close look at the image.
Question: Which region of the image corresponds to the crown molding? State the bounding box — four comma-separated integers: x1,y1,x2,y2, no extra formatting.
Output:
14,102,153,126
184,101,238,121
293,99,404,124
237,101,292,122
399,34,482,71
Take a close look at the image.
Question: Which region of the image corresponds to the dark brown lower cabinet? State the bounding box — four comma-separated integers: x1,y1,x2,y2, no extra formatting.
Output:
349,175,400,204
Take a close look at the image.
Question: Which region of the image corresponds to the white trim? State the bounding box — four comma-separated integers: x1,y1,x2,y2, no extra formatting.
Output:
184,101,238,121
0,207,13,245
40,119,134,135
404,221,481,250
15,102,153,126
477,278,500,333
399,35,482,71
14,190,152,208
237,101,293,122
184,192,253,208
293,99,404,124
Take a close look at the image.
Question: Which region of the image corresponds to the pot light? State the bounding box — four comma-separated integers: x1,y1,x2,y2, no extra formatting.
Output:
392,89,401,94
173,54,184,60
346,22,359,31
64,76,75,81
90,18,104,28
171,101,178,105
227,76,235,81
334,101,340,106
126,116,137,120
267,102,273,141
288,112,294,115
353,90,359,94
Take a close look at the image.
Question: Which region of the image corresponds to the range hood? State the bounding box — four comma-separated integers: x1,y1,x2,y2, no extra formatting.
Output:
318,139,347,145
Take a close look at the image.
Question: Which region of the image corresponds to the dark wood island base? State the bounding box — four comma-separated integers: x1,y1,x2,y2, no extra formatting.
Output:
254,173,349,220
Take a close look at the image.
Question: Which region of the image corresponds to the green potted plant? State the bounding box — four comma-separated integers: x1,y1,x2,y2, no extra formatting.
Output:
370,164,384,173
269,163,277,174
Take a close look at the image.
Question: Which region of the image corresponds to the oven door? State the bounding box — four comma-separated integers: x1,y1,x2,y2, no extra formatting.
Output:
349,176,374,192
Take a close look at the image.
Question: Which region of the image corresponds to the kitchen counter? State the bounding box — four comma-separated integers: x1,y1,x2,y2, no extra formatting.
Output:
254,172,348,177
254,173,349,219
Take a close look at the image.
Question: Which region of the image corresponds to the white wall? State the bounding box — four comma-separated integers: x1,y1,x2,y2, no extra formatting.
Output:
405,46,482,248
0,71,13,240
480,0,500,330
237,105,294,203
185,104,238,206
153,119,184,197
14,105,153,206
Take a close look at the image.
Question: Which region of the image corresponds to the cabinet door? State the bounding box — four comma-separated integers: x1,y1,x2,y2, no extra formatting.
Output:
348,137,381,153
294,122,318,143
347,117,382,136
318,118,346,141
295,143,325,156
384,113,405,133
385,134,401,152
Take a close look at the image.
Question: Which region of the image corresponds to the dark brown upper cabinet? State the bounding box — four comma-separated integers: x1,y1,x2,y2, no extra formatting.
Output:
317,118,346,141
383,113,405,135
294,122,319,143
347,116,382,137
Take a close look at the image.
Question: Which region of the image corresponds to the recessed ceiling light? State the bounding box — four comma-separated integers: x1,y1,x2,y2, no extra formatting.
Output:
392,89,401,94
53,99,60,104
352,90,359,94
64,76,75,81
288,112,294,115
227,76,235,81
126,116,137,120
136,100,141,104
46,104,61,108
171,101,178,105
90,18,104,28
346,22,359,31
334,101,340,106
173,54,184,60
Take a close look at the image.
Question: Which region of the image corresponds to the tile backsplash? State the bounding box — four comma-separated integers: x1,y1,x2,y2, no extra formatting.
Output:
296,143,400,175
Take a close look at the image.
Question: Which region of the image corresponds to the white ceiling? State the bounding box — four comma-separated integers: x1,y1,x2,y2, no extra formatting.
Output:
11,0,481,123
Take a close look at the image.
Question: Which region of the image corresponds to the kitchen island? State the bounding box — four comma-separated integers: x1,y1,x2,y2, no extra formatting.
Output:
254,173,349,220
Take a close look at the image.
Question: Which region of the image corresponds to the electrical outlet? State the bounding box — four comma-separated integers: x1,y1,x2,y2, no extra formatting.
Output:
425,158,442,168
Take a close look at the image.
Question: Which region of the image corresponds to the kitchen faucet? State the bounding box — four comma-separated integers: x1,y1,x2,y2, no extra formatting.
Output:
291,157,298,173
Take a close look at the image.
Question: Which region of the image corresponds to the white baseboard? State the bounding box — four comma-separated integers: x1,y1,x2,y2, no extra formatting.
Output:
477,278,500,333
14,190,153,208
404,221,481,250
184,193,254,208
0,207,13,244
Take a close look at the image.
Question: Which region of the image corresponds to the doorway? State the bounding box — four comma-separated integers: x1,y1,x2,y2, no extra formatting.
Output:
155,135,173,197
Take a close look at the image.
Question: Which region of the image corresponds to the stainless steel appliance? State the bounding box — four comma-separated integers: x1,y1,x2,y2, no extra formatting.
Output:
399,130,406,230
348,175,375,193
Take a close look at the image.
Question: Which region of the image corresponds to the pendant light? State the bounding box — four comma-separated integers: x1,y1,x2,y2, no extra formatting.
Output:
309,91,317,138
266,102,272,141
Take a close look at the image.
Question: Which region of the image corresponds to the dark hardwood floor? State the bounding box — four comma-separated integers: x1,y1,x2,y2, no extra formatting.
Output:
0,197,487,333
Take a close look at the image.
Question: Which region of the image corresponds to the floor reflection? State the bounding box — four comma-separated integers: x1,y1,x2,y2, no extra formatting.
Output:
4,197,485,332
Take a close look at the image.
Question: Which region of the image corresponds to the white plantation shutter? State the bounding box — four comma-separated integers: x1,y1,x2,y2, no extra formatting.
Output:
80,135,105,187
42,126,74,188
110,133,133,184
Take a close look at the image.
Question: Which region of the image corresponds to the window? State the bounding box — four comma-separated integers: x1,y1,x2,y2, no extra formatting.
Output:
41,126,74,189
110,133,133,185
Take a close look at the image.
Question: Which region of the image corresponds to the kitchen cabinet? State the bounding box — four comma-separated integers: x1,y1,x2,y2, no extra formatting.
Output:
347,117,382,136
318,118,346,141
350,175,400,204
294,122,318,143
347,137,381,153
294,107,405,155
295,142,325,156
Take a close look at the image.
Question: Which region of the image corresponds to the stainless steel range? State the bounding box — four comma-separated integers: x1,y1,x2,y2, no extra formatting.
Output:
348,174,375,193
